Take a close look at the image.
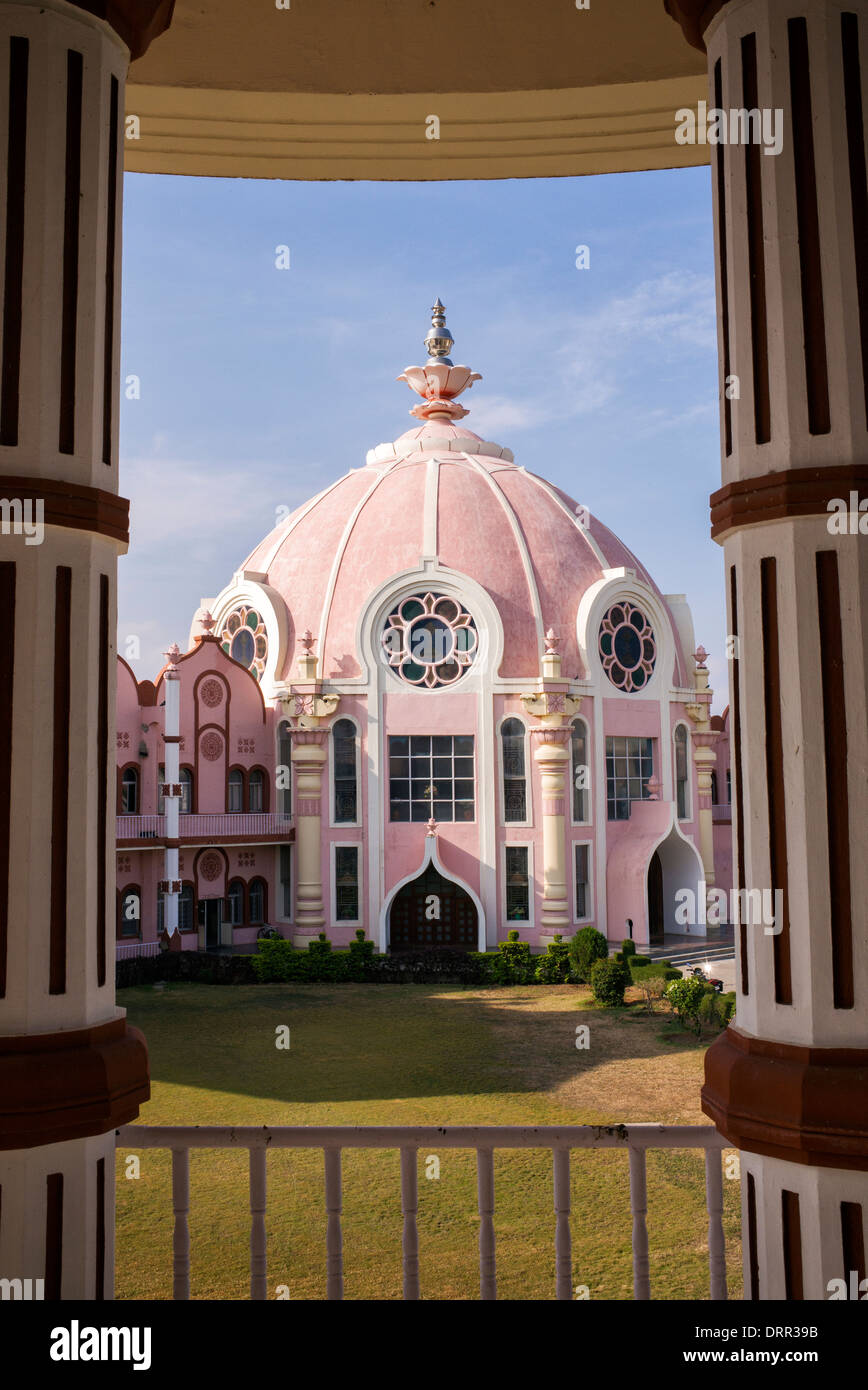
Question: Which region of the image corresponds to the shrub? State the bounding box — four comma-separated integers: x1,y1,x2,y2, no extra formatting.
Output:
621,939,637,959
347,929,375,980
534,934,571,984
568,926,609,983
720,991,736,1025
665,977,706,1034
492,930,535,985
590,957,631,1007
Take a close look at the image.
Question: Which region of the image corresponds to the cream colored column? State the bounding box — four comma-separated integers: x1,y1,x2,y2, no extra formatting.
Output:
686,652,719,888
0,0,171,1299
669,0,868,1301
522,633,581,939
278,632,339,947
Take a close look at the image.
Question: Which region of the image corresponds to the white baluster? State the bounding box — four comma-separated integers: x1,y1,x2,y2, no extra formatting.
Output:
628,1147,650,1300
172,1147,191,1300
477,1148,496,1300
400,1147,420,1300
705,1148,728,1301
552,1148,572,1300
249,1147,267,1301
324,1148,343,1300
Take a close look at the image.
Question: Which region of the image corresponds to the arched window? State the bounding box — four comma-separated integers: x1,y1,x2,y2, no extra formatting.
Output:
674,724,689,819
180,767,193,813
178,884,194,932
228,767,244,814
710,769,718,805
501,718,527,823
726,767,731,804
333,719,358,823
278,720,293,817
121,766,139,814
118,887,141,938
249,768,266,813
227,879,245,926
248,878,266,925
570,719,590,823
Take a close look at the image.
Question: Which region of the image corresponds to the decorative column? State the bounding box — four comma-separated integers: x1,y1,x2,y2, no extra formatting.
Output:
668,0,868,1299
158,644,182,949
685,645,720,889
0,0,172,1297
521,632,582,938
279,632,339,948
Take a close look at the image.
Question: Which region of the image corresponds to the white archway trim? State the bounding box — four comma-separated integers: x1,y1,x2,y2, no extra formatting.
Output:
355,559,506,691
206,575,290,697
378,833,486,953
576,569,676,702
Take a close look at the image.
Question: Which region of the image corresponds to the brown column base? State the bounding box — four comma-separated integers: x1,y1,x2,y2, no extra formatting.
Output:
702,1025,868,1170
0,1017,150,1150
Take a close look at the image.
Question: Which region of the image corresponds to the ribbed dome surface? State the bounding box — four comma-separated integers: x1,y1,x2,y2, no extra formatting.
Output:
241,418,685,685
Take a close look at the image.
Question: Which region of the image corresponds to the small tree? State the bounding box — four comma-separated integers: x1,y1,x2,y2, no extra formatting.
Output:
665,977,706,1035
568,926,609,983
590,958,631,1007
637,971,666,1014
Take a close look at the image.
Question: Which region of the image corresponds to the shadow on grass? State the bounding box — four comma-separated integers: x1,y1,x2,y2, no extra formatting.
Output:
120,981,711,1113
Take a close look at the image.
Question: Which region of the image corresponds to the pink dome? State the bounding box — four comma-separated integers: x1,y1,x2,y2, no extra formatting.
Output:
240,415,688,685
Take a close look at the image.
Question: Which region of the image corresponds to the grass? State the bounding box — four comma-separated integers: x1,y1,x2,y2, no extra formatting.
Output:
115,982,742,1301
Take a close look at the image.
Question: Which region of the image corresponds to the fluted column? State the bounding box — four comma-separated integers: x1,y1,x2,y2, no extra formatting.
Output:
278,632,339,948
687,651,719,888
668,0,868,1300
521,632,581,939
531,729,572,934
160,647,181,942
291,730,329,942
0,0,171,1299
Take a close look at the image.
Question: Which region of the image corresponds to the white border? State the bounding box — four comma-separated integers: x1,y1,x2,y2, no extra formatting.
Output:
502,840,534,928
572,840,594,924
331,841,362,926
496,714,532,828
328,715,362,828
379,834,486,952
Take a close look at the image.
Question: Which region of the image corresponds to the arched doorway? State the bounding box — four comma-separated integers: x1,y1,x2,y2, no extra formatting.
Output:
390,863,478,950
647,851,664,944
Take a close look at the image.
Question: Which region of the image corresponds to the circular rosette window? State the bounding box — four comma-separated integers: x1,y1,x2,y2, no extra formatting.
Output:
598,601,656,692
382,592,477,688
220,605,268,681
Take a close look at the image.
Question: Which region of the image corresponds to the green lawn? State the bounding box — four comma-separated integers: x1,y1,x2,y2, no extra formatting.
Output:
115,982,742,1301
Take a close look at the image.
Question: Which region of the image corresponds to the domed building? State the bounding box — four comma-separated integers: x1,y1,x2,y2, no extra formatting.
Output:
115,303,732,957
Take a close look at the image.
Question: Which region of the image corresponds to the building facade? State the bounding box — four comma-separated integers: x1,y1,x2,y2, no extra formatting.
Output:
115,306,732,957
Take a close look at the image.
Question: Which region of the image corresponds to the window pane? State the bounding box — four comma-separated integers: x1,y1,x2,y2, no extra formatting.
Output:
505,846,529,921
390,735,409,757
335,846,359,920
454,735,474,758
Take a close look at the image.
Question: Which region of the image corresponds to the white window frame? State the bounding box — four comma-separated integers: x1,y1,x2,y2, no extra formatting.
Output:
572,840,594,924
497,715,532,828
502,840,534,928
569,716,592,826
673,721,692,821
276,720,293,819
331,841,362,926
276,844,293,923
329,716,362,829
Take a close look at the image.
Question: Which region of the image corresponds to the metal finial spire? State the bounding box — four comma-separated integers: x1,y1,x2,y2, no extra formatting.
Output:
423,298,454,366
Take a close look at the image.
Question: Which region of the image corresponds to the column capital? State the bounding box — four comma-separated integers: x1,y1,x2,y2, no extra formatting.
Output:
664,0,727,53
69,1,175,60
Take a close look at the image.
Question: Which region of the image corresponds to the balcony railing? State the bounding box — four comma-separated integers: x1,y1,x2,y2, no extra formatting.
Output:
116,1122,729,1302
711,803,732,823
116,940,161,960
117,813,294,842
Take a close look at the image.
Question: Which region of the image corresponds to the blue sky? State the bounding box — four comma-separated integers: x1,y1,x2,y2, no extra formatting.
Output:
118,167,729,706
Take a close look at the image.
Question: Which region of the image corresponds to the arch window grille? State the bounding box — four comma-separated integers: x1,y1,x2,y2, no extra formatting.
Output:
333,720,358,823
501,719,527,822
570,719,589,823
